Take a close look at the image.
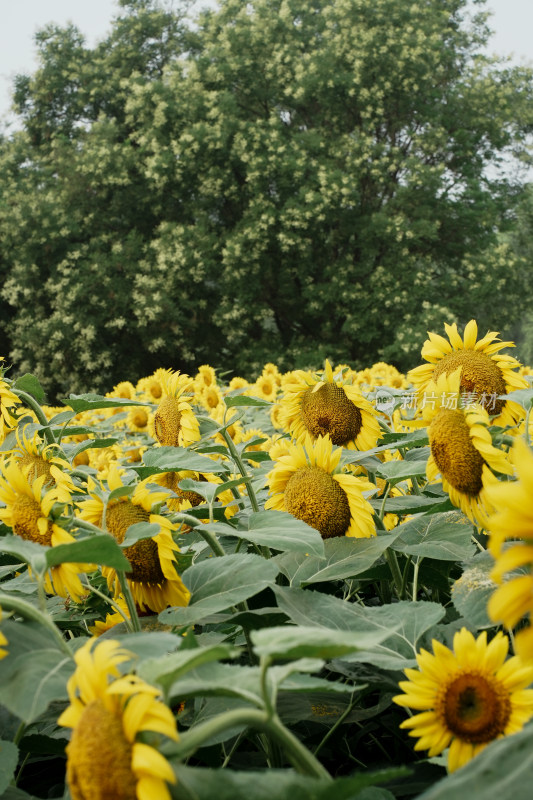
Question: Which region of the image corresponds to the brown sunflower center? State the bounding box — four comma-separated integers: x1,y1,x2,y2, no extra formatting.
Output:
12,495,53,545
66,699,137,800
442,671,511,743
130,409,149,429
284,465,351,538
432,350,507,416
18,454,53,486
154,396,182,446
105,501,164,583
300,384,362,446
429,409,484,496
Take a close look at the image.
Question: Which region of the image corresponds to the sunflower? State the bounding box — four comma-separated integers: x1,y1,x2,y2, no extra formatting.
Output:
4,424,76,502
109,381,136,400
394,627,533,773
88,596,131,637
195,364,217,391
0,460,87,602
265,434,376,538
279,360,381,451
0,608,7,659
423,369,512,526
76,466,190,613
152,370,199,448
199,384,223,412
485,437,533,662
126,406,153,434
0,376,20,444
253,373,279,402
408,320,527,427
58,638,178,800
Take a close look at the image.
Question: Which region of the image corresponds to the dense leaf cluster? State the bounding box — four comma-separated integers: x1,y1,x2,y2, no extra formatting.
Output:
0,0,532,400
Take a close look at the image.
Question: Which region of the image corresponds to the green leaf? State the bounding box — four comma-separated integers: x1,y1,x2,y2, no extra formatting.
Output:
13,373,46,402
165,662,264,707
207,511,325,558
451,551,497,629
274,532,401,586
159,554,279,626
178,479,222,505
0,648,73,723
251,624,393,661
0,535,46,566
45,534,131,571
375,459,428,485
133,446,226,479
224,395,272,408
274,587,444,669
390,512,476,561
0,740,19,795
138,643,239,692
63,393,151,412
342,431,429,465
416,722,533,800
67,438,119,459
502,388,533,411
369,495,454,516
120,522,161,549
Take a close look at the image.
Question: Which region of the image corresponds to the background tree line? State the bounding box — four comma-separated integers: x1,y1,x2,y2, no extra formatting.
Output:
1,0,532,400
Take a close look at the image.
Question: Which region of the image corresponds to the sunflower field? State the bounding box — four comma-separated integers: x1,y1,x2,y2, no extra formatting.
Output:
1,320,533,800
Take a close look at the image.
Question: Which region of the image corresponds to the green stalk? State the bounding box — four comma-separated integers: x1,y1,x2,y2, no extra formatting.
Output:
80,582,134,634
166,708,331,780
12,389,57,448
374,515,403,597
116,571,142,633
0,593,73,659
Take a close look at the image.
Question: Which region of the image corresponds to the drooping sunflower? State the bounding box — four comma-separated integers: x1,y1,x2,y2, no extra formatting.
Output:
58,638,178,800
279,360,381,451
0,608,7,659
194,364,217,392
4,425,76,502
88,596,131,637
0,460,87,602
485,437,533,662
152,370,199,448
0,375,20,444
423,369,513,526
408,320,527,426
394,627,533,773
265,434,376,538
76,466,190,613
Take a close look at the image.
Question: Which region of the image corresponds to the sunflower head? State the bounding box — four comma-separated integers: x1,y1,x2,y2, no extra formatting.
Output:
266,434,376,539
279,360,381,451
0,608,7,660
153,370,199,447
58,638,178,800
5,424,75,502
0,377,21,444
394,628,533,773
408,320,527,425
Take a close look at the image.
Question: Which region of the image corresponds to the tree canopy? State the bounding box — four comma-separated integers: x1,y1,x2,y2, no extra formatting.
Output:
1,0,532,398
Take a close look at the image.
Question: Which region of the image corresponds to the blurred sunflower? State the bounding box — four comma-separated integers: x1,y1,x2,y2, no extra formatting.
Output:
4,425,75,502
0,608,7,659
195,364,217,392
152,370,199,448
126,406,152,435
408,320,527,426
0,460,86,602
137,368,168,403
423,370,512,526
58,638,177,800
394,628,533,773
485,437,533,662
266,434,376,538
76,466,190,613
0,375,20,444
279,360,381,451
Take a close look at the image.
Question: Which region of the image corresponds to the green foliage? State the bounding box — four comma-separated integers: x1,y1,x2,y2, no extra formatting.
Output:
0,0,532,398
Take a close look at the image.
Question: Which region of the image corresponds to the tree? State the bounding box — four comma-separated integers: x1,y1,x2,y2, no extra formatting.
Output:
1,0,532,399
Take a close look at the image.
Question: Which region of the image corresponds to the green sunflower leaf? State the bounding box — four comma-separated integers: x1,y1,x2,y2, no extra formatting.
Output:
251,623,394,660
374,459,428,485
158,553,280,626
133,446,227,478
204,511,325,558
451,550,498,629
501,388,533,411
0,740,19,794
224,395,272,408
12,373,46,403
390,511,476,561
138,643,239,691
119,521,161,549
62,393,151,412
45,534,131,571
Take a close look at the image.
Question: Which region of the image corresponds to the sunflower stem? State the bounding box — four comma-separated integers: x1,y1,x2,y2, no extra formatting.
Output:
374,515,403,597
164,708,331,780
313,691,357,757
412,557,422,602
116,571,142,633
11,389,57,448
0,592,73,659
400,555,413,601
80,582,134,634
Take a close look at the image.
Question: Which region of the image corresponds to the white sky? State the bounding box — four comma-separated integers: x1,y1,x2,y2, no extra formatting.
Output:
0,0,532,127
